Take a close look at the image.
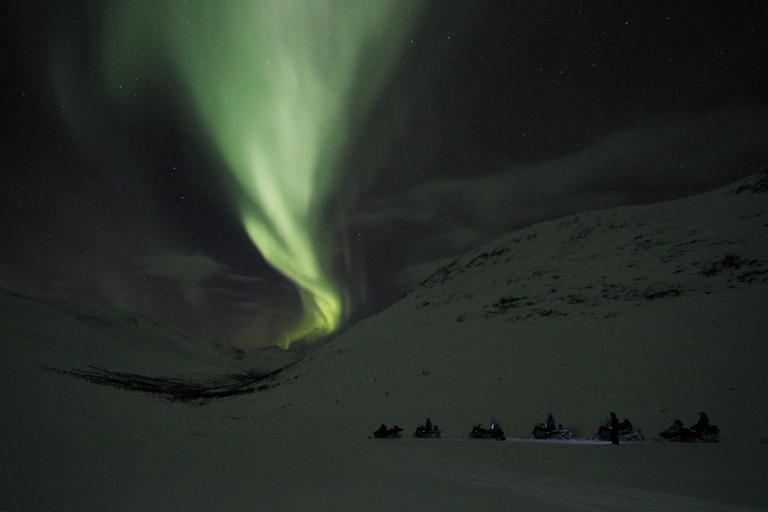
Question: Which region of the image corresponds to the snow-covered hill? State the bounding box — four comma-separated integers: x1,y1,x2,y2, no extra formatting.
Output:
0,287,247,375
0,287,311,410
270,166,768,440
1,167,767,511
0,287,306,375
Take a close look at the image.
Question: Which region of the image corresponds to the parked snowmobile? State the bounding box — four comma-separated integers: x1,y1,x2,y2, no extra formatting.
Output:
530,423,573,440
655,418,722,443
468,423,506,441
592,418,644,442
414,419,443,439
371,424,404,439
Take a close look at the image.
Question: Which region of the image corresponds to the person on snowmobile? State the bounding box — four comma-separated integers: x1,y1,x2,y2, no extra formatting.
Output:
659,419,691,440
671,419,684,431
425,418,432,432
546,413,556,431
619,418,633,433
691,412,710,433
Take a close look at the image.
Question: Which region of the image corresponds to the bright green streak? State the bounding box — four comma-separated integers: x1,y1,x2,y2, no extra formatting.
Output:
96,1,421,347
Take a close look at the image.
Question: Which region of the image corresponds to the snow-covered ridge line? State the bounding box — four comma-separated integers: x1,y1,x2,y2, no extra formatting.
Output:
407,166,768,324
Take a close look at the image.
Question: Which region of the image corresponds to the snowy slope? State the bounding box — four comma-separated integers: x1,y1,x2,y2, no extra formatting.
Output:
2,168,767,511
0,287,306,376
0,287,253,376
263,166,768,445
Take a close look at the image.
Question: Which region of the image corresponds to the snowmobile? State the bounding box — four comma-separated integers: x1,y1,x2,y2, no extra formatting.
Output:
592,420,644,442
414,423,443,439
468,423,506,441
371,424,404,439
530,423,573,440
655,420,722,443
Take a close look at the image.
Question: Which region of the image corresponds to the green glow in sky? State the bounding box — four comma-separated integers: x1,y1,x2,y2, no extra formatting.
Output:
93,1,421,346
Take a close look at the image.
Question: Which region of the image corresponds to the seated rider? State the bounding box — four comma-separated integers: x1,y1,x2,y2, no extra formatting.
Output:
546,413,556,430
691,412,709,433
425,418,432,431
659,419,685,440
618,418,632,433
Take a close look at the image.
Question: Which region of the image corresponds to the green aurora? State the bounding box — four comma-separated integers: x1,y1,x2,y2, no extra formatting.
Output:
66,1,424,347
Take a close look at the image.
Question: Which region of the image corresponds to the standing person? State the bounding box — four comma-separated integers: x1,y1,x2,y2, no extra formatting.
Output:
610,412,620,445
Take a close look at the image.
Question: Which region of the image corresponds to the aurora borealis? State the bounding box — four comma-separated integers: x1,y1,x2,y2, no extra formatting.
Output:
57,1,424,346
3,1,768,348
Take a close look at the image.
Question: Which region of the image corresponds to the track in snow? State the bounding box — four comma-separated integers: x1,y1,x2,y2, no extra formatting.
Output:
397,460,765,512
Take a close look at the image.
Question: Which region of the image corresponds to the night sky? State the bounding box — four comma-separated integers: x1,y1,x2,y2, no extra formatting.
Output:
2,1,767,348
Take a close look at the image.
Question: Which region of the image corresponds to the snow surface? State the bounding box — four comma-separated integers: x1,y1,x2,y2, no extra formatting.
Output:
2,168,767,511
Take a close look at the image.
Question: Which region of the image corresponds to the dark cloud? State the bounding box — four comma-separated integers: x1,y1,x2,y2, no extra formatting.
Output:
354,105,768,291
139,253,227,303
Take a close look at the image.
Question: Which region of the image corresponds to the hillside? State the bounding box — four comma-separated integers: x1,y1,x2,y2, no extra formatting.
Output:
268,166,768,440
0,287,247,375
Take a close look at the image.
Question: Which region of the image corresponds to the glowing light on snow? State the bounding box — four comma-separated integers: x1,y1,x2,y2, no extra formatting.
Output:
69,1,422,346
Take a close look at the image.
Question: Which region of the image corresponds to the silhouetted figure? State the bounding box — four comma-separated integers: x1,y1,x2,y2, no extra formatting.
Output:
691,412,710,434
658,414,721,442
414,419,442,439
610,412,620,445
619,419,633,433
546,413,556,431
469,423,506,441
659,419,696,441
372,424,404,439
593,416,642,442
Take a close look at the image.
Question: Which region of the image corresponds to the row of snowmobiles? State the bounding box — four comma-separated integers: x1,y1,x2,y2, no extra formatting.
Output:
371,419,443,439
371,419,569,441
371,415,607,442
372,420,503,440
530,412,724,443
372,412,725,443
